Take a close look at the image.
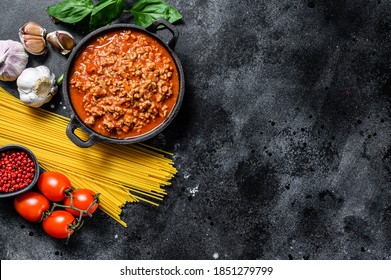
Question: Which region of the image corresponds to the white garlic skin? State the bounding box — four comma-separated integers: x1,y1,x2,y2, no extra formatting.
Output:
17,66,58,107
0,40,29,81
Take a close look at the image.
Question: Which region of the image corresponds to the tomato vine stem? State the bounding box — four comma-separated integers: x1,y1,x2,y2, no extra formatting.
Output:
41,189,100,243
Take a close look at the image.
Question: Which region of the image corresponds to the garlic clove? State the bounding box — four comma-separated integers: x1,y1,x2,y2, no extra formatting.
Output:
35,65,51,77
19,34,47,55
18,22,47,55
19,22,46,37
46,31,75,55
16,68,37,91
57,31,75,51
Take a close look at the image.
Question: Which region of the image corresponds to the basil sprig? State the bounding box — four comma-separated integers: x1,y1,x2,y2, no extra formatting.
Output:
47,0,182,31
47,0,94,24
125,0,182,27
90,0,125,31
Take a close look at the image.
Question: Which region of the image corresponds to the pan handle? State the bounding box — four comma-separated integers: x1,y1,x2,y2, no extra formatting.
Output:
146,19,179,50
66,115,100,148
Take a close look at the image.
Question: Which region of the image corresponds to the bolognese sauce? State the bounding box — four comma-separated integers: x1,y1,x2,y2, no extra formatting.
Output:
69,29,179,138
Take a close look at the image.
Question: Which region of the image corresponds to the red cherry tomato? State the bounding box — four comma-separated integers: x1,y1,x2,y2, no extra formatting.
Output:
14,192,50,222
38,171,71,202
64,189,99,216
42,210,76,239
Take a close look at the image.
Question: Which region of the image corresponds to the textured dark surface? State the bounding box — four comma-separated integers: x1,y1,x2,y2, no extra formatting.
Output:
1,0,391,260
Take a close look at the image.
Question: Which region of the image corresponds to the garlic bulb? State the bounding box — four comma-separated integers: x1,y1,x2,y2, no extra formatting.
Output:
0,40,29,81
17,66,58,107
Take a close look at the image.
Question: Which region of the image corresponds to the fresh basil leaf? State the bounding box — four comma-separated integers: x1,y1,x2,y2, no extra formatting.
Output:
47,0,94,24
128,0,182,27
90,0,125,31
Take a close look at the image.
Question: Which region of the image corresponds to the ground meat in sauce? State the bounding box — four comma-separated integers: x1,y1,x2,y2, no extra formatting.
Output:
69,30,178,138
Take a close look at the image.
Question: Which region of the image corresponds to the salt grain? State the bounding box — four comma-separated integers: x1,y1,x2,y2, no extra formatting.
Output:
189,185,199,197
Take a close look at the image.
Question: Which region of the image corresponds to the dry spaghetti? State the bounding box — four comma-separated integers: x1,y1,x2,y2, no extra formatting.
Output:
0,87,177,226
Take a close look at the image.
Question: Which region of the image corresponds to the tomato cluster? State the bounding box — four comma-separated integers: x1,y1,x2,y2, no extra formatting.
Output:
14,171,99,240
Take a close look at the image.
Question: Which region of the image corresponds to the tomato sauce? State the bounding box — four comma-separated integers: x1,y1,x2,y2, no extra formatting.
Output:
69,29,179,139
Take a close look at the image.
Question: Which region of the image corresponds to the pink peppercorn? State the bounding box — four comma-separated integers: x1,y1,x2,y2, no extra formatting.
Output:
0,150,35,193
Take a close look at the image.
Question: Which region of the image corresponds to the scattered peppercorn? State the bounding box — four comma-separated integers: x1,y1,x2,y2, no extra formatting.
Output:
0,150,35,193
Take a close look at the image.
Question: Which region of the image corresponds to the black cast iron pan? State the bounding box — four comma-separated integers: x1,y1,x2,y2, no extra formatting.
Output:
63,19,185,148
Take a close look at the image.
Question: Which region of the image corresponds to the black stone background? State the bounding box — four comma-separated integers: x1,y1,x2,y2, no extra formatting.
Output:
1,0,391,260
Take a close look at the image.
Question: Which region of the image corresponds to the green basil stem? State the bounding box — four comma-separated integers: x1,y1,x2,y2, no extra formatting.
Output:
56,74,64,85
